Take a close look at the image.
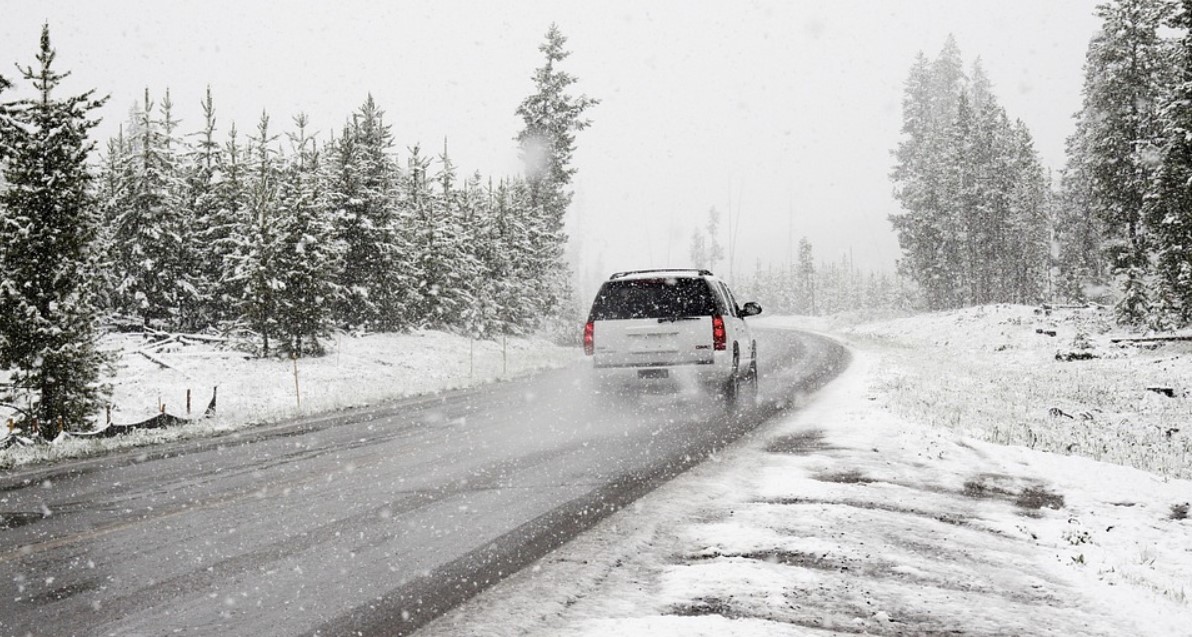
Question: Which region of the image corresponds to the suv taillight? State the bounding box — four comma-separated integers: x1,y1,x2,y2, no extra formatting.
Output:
583,321,595,355
712,315,726,351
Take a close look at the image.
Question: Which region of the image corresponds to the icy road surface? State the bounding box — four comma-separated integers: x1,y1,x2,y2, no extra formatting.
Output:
0,329,847,636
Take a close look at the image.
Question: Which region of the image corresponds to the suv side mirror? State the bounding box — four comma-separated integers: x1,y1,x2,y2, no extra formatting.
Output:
741,302,762,317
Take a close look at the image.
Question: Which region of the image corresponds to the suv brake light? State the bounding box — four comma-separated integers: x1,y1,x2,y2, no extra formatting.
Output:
712,315,726,351
583,321,595,355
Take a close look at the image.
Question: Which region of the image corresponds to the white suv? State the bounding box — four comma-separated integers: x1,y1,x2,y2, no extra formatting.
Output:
583,269,762,406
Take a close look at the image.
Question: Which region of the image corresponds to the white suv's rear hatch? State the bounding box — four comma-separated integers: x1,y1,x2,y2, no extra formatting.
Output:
588,277,717,368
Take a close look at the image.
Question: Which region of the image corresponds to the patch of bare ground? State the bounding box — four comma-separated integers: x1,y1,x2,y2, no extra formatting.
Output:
814,468,876,484
962,475,1064,513
765,428,838,455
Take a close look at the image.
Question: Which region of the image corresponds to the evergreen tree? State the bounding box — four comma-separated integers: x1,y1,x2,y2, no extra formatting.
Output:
424,144,479,328
890,45,966,310
233,111,283,355
110,89,190,327
272,114,341,355
0,26,109,431
1077,0,1175,323
95,127,132,315
1005,122,1053,303
489,178,538,334
796,237,816,314
211,123,249,324
1149,0,1192,323
892,37,1053,310
515,24,597,322
327,96,412,331
1056,122,1109,302
459,173,499,338
186,87,231,328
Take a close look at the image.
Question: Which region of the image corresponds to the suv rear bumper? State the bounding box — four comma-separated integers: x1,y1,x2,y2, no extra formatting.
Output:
592,359,714,369
590,352,734,393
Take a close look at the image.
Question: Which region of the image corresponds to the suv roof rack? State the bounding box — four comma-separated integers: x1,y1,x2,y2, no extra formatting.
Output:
609,268,714,280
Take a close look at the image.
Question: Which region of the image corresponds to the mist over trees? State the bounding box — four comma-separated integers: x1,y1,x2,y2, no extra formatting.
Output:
0,24,595,430
889,37,1052,311
737,237,920,317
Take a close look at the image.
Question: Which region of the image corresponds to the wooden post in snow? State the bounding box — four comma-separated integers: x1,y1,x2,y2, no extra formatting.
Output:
292,354,301,410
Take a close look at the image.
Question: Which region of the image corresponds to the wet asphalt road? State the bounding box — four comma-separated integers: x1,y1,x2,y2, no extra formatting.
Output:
0,328,848,637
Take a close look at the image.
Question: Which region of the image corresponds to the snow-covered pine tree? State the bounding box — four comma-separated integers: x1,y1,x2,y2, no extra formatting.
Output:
160,89,202,328
1077,0,1175,324
327,96,412,331
1055,120,1109,302
492,178,538,334
0,25,110,431
421,144,478,329
796,237,816,314
94,127,133,315
233,111,283,355
110,88,190,328
212,123,249,323
515,24,597,325
890,45,967,310
1149,0,1192,324
1005,121,1052,304
941,89,976,306
185,87,231,329
272,114,341,355
459,173,500,339
893,37,1054,310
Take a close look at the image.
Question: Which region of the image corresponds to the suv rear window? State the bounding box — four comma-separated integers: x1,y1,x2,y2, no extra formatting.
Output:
588,278,717,320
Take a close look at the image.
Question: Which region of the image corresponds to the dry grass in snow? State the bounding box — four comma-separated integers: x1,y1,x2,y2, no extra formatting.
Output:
763,305,1192,480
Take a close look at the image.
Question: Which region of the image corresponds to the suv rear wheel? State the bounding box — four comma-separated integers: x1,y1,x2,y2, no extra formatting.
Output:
722,346,742,409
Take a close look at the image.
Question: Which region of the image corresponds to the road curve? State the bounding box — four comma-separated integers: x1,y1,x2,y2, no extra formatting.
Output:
0,328,848,636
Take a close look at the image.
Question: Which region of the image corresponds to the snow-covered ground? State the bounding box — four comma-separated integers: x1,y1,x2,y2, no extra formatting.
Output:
0,330,579,470
421,308,1192,636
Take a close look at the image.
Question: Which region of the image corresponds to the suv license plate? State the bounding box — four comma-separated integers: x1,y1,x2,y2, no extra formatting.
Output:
638,369,669,379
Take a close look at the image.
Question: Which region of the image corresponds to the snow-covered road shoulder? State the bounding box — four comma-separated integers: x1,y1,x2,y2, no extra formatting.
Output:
1,330,579,470
422,333,1192,636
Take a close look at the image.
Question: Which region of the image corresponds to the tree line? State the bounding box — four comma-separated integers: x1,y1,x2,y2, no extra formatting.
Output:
0,24,596,430
893,1,1192,329
889,36,1052,312
1056,0,1192,327
737,238,919,317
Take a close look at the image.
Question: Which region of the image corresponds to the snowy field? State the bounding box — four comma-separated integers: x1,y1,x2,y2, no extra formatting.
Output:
422,307,1192,636
0,330,579,470
828,304,1192,481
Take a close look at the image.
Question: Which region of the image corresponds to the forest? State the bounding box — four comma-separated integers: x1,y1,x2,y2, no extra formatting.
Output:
891,0,1192,329
0,24,595,429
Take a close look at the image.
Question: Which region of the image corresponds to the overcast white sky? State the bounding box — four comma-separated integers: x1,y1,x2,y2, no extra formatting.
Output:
1,1,1103,295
